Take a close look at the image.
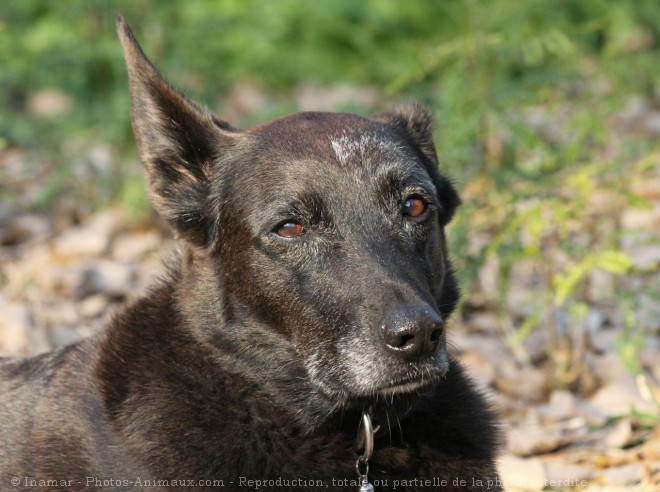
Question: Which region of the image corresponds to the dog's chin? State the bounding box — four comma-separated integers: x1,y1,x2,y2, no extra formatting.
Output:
371,378,431,396
309,363,447,402
356,365,446,398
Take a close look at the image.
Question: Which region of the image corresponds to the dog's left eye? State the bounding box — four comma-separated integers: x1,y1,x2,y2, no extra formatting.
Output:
273,221,305,238
402,196,427,218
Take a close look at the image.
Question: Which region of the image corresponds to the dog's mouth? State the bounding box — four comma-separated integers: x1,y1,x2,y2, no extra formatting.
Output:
307,360,446,400
373,378,431,396
360,363,446,397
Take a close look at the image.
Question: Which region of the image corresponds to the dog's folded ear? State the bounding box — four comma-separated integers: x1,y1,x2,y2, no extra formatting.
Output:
375,103,439,166
116,16,235,249
374,103,461,225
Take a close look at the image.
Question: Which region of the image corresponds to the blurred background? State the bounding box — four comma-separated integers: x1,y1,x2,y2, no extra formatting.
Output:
1,1,659,489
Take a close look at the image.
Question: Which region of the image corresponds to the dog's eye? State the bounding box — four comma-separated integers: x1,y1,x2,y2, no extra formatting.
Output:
402,196,427,218
274,221,305,238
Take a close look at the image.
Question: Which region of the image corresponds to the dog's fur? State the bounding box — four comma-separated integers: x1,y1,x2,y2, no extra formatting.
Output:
0,17,500,491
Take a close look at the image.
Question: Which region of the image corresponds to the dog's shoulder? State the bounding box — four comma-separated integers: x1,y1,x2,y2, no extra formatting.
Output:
0,343,89,407
0,341,139,479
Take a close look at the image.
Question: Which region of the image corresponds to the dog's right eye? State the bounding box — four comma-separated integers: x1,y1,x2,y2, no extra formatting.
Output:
273,221,305,238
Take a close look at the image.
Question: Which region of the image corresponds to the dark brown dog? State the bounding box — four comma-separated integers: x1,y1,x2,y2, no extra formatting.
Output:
0,16,500,491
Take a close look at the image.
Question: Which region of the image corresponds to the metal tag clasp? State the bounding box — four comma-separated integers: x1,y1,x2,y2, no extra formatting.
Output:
356,412,376,491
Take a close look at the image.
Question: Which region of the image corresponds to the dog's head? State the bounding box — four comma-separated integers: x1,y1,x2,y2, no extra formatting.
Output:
117,18,461,415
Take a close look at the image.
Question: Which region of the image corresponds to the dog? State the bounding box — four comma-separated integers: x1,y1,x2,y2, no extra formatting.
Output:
0,16,500,491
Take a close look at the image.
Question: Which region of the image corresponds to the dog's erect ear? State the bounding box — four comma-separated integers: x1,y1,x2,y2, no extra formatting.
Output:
116,16,235,249
375,103,461,225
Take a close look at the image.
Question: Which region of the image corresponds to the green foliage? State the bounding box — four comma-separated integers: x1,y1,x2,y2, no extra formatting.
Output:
554,251,632,306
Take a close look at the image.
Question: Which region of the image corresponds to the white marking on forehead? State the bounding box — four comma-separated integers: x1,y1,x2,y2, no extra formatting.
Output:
330,133,407,166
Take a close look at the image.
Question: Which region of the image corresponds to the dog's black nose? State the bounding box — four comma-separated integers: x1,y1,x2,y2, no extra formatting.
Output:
380,306,444,362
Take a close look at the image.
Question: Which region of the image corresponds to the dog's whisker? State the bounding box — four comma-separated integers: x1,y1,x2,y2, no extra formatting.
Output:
385,407,393,447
